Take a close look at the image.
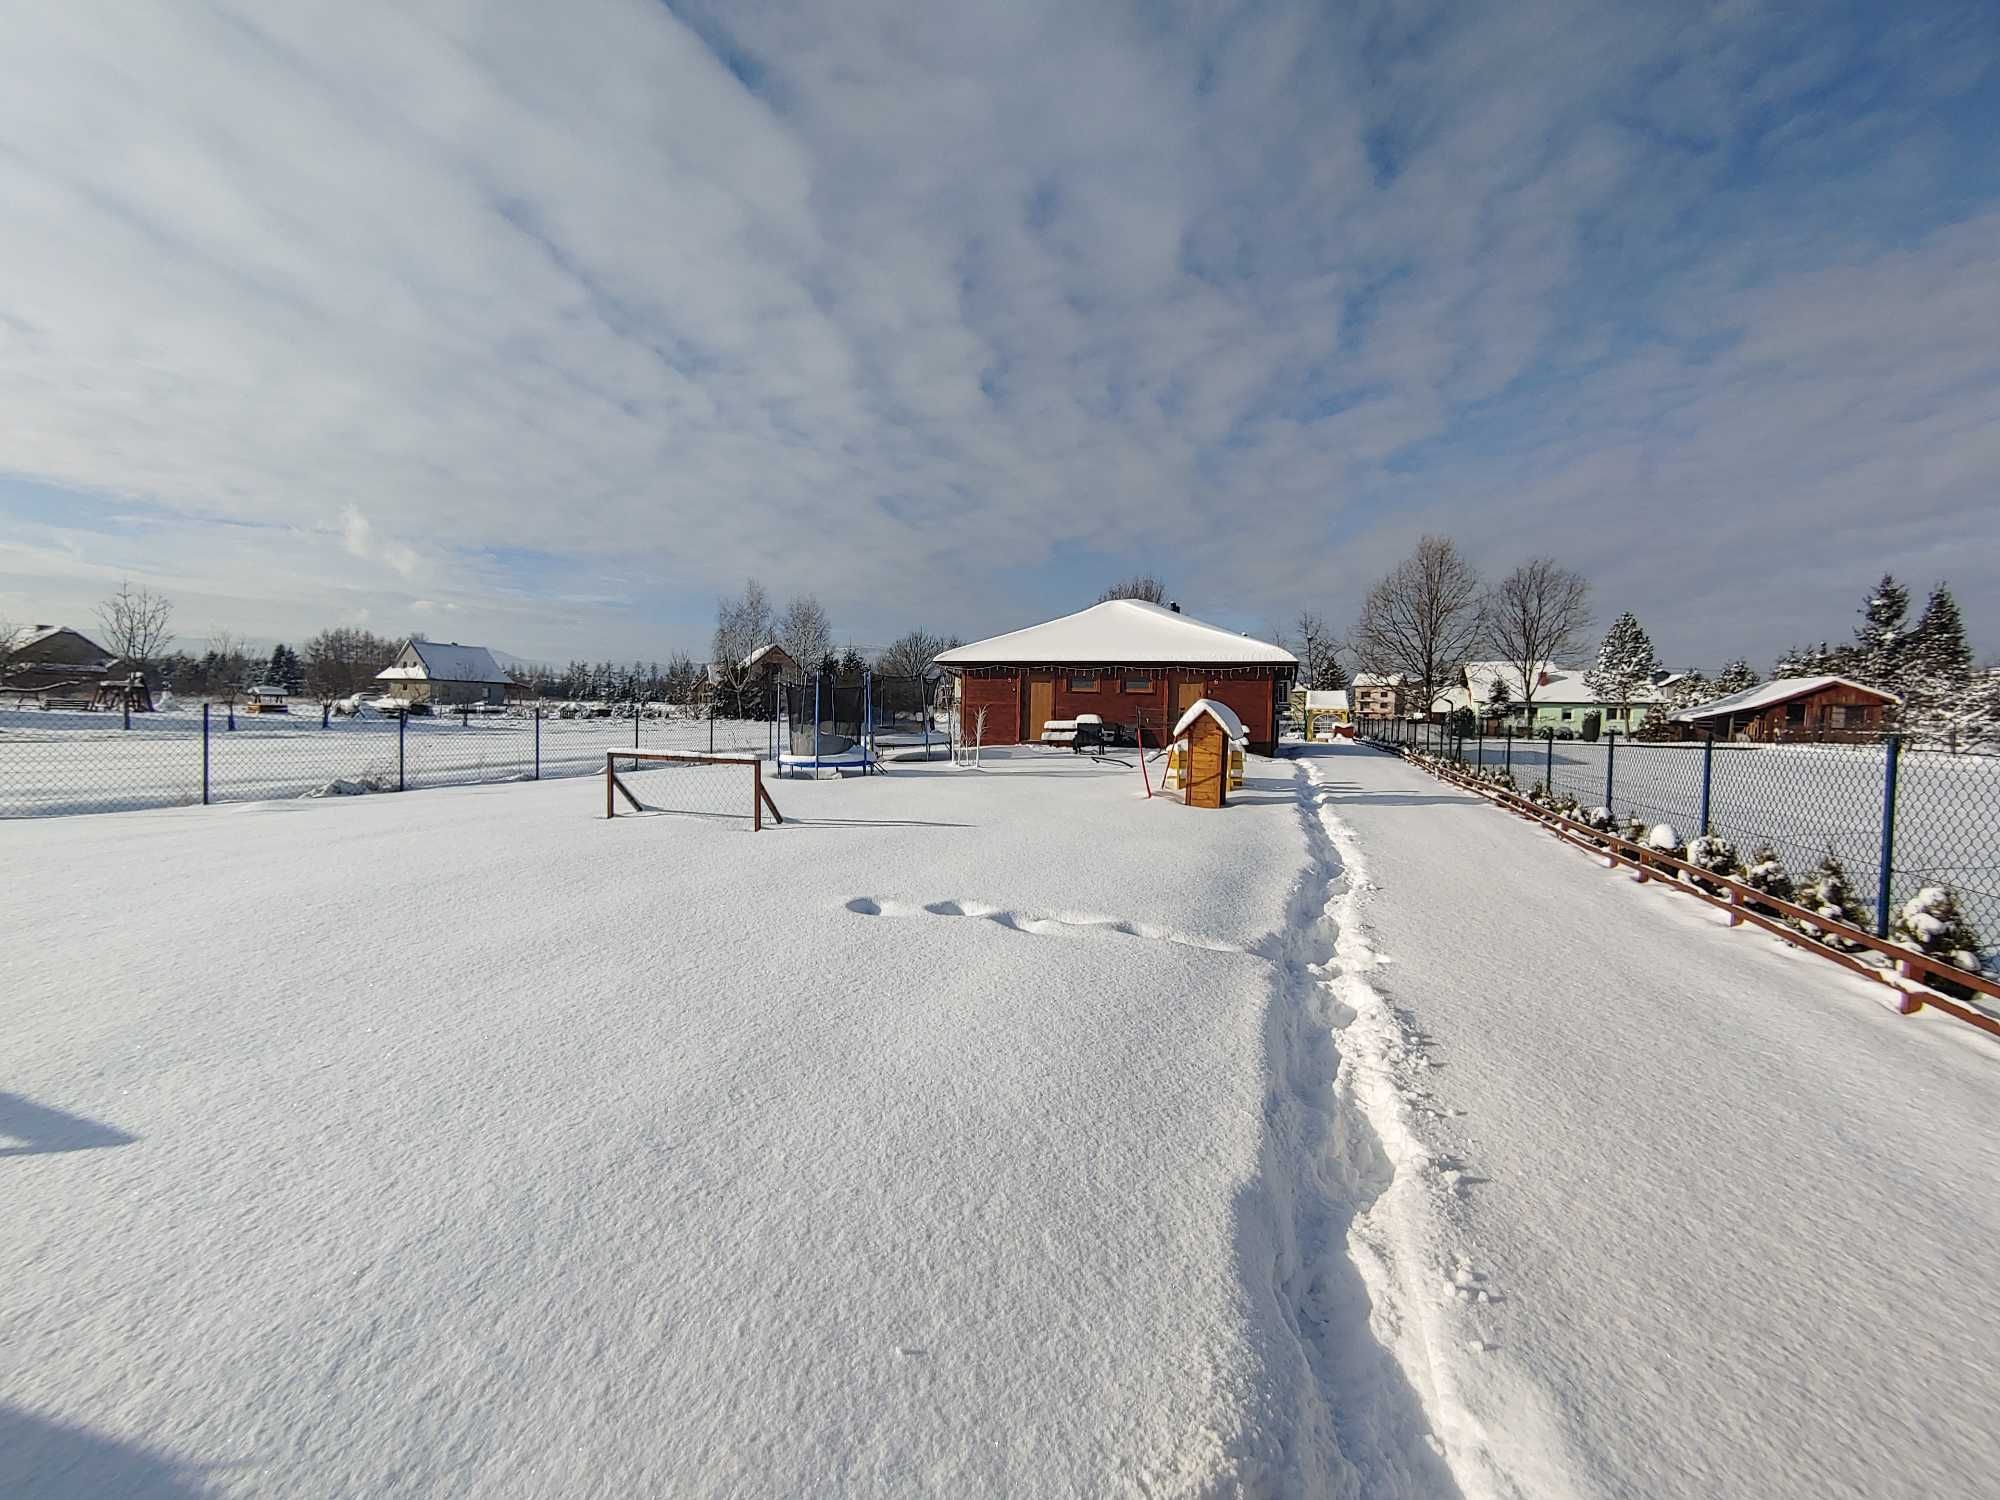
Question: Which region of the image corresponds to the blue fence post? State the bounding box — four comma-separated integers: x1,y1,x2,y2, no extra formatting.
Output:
1504,728,1512,780
202,703,211,805
1875,733,1902,937
1545,730,1554,794
1604,730,1616,812
534,706,541,780
1699,734,1714,834
124,694,131,731
398,711,406,792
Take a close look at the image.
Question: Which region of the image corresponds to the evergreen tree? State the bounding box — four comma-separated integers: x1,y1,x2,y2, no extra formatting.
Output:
1584,612,1659,725
1851,573,1910,689
1774,642,1837,679
1795,852,1870,950
1713,658,1758,695
1484,677,1513,723
1902,583,1974,743
838,646,866,678
265,643,304,693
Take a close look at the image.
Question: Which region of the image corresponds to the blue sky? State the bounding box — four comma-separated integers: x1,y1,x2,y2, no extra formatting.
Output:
1,1,1995,668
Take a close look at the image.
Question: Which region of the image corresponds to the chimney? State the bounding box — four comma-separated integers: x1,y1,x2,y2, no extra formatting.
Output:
1168,601,1181,613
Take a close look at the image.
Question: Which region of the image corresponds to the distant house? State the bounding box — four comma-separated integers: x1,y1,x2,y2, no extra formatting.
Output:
695,643,800,713
375,640,516,707
5,625,116,696
1455,661,1664,735
1672,675,1899,743
936,599,1297,755
1351,673,1406,720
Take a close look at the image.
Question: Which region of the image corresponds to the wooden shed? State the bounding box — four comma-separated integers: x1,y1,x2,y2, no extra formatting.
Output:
1172,699,1244,809
935,600,1297,756
1672,674,1900,743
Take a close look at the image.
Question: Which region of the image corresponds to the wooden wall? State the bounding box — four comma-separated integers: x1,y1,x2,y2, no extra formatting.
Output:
954,667,1281,754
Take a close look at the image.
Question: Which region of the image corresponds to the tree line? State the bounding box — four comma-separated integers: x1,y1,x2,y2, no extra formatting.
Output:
1340,537,1992,746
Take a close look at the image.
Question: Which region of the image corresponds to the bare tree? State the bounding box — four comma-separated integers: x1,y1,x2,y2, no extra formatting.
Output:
711,579,774,719
95,581,175,673
778,594,833,673
1097,574,1169,605
1293,612,1348,691
301,626,399,699
1481,558,1592,726
876,629,951,681
203,631,250,706
1352,536,1483,718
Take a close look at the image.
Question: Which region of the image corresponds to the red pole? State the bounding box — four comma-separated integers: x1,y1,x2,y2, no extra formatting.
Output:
1138,714,1153,799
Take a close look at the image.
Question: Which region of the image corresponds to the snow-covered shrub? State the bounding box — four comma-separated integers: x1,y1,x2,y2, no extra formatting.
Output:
1548,790,1581,818
1645,823,1684,858
1739,846,1796,913
1892,886,1985,995
1621,815,1647,845
1794,852,1870,950
1683,833,1739,885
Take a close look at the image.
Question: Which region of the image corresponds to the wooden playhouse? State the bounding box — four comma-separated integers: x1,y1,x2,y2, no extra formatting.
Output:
1164,698,1245,808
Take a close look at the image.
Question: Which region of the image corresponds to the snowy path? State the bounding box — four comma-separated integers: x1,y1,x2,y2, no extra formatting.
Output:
1304,743,2000,1499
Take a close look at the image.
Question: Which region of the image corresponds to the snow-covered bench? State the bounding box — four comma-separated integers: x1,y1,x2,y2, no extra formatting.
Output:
1041,714,1105,752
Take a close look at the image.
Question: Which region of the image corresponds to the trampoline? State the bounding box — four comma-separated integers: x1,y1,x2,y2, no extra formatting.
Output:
775,670,948,776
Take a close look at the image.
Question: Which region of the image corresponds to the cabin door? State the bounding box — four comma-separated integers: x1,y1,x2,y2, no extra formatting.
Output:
1176,679,1206,718
1028,677,1055,740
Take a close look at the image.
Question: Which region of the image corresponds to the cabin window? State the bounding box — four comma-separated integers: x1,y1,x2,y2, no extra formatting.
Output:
1826,704,1848,728
1560,708,1573,721
1067,674,1099,692
1787,701,1806,725
1122,677,1153,693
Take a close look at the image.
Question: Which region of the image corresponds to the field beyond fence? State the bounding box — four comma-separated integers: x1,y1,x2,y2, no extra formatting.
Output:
0,703,775,818
1354,716,1998,972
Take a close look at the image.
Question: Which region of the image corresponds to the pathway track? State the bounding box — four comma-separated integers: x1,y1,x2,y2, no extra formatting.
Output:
1305,743,2000,1499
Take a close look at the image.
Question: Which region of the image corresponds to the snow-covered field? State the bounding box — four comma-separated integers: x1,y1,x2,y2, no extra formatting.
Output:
5,743,1997,1497
0,705,778,816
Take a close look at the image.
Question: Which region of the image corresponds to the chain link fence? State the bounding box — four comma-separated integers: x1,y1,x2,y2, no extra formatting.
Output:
1354,717,2000,967
0,703,775,818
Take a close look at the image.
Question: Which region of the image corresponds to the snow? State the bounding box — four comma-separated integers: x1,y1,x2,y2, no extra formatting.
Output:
1174,696,1247,742
936,598,1297,667
1674,673,1898,722
1,749,1386,1496
1302,689,1348,711
1301,743,2000,1499
9,738,2000,1497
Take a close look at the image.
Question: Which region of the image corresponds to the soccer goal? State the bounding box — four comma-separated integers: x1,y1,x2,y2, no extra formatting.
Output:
603,749,784,829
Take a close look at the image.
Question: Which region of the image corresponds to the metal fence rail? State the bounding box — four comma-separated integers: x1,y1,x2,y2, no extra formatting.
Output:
1353,717,2000,967
0,704,776,820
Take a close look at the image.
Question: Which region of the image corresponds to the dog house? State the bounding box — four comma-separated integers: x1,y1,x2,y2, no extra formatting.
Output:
1170,698,1244,809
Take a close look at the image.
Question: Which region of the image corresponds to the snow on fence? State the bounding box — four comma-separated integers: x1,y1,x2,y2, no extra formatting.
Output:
1353,717,2000,975
0,703,776,818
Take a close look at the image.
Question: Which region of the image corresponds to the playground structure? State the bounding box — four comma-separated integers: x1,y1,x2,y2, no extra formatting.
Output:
775,669,948,778
242,685,292,715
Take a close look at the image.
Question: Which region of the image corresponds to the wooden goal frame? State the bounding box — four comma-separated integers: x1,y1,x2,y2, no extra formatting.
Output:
603,749,784,830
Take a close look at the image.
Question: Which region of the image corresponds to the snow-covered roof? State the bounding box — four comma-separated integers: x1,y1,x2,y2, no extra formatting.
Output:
936,600,1296,668
1174,697,1246,742
376,640,512,685
1303,689,1349,711
12,625,113,659
1460,661,1661,707
1351,673,1405,688
1672,675,1899,722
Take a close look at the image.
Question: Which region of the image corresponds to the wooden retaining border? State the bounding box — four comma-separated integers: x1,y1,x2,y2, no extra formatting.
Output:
1377,746,2000,1038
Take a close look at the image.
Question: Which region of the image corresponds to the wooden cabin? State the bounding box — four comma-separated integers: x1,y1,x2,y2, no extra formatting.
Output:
1672,674,1899,743
936,600,1297,756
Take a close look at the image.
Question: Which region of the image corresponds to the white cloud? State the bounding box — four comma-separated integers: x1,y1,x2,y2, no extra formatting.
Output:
0,0,1994,664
